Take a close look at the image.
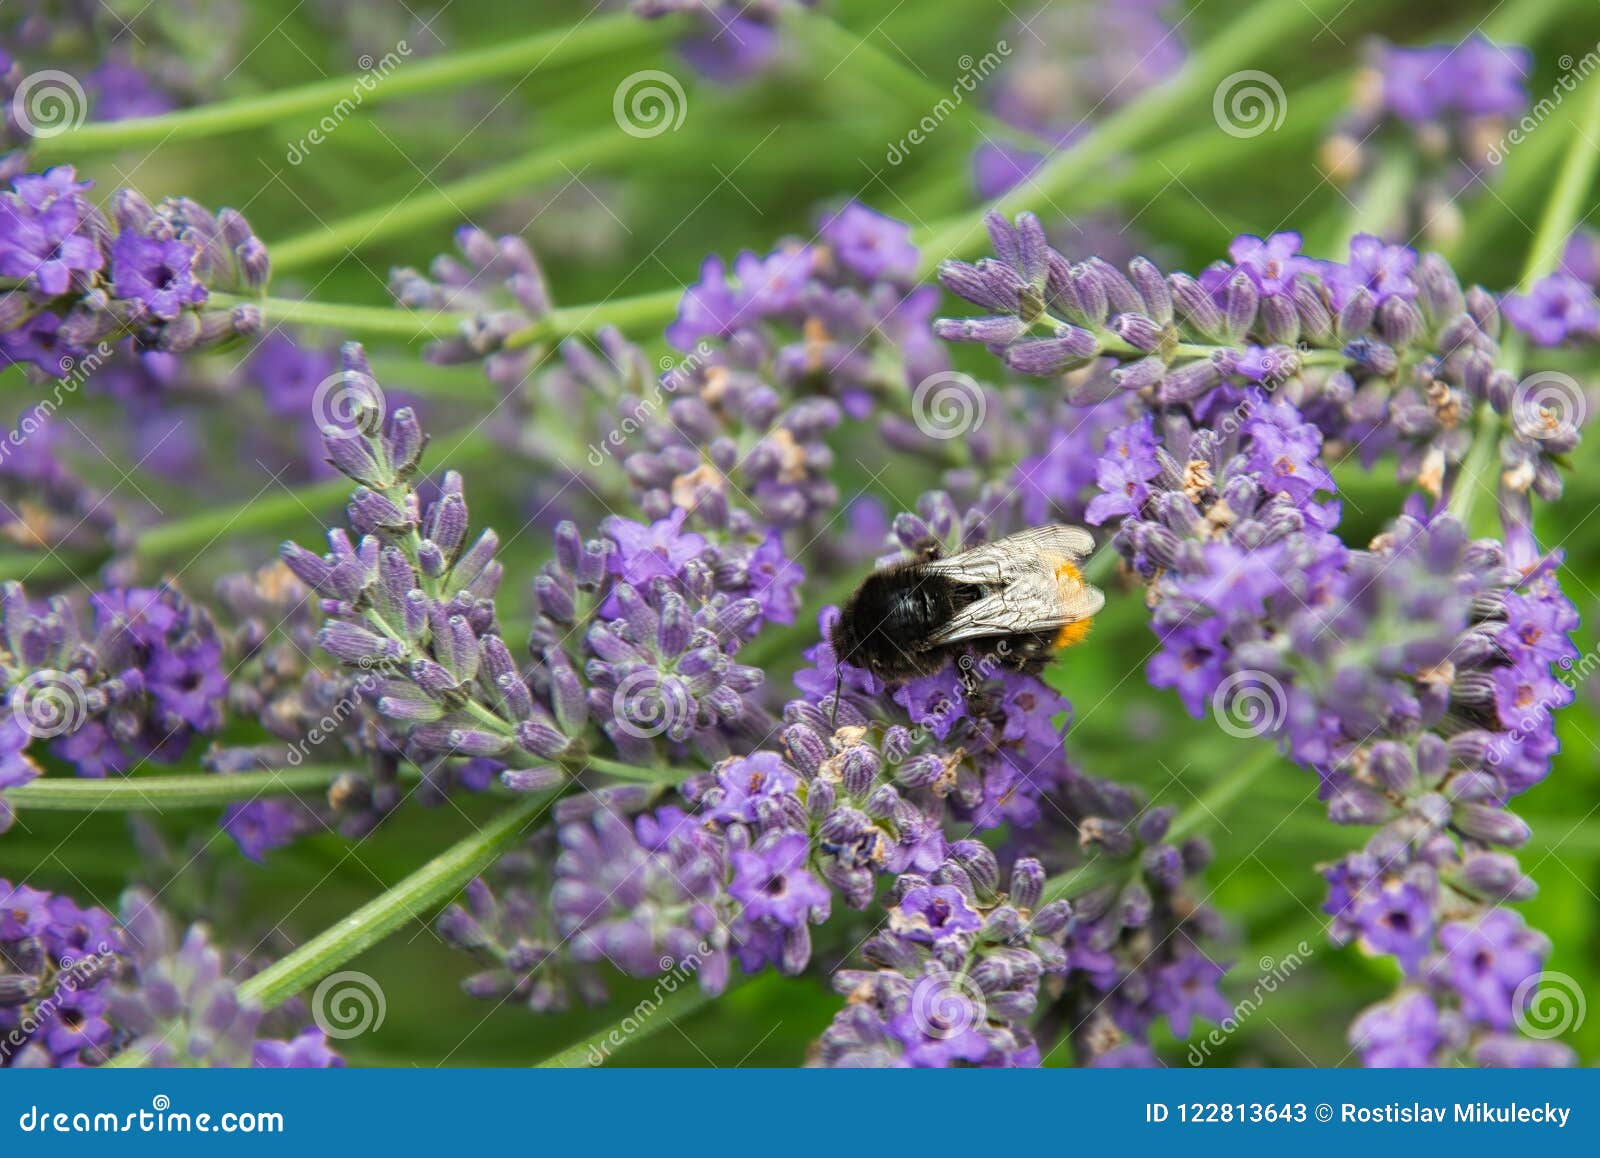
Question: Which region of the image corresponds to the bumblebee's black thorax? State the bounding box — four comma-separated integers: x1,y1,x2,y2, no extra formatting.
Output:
833,563,975,680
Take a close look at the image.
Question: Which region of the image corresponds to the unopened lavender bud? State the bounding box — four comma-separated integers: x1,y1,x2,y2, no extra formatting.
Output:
1220,270,1259,340
1367,741,1416,792
1459,851,1537,901
1335,286,1376,340
1127,257,1172,323
1002,330,1097,375
893,753,946,789
501,766,563,793
515,718,571,759
933,315,1025,345
1454,802,1531,847
1030,898,1073,936
1169,273,1225,339
1137,806,1175,844
1156,359,1220,403
949,839,1001,900
1069,263,1110,324
1111,354,1167,392
1111,312,1166,352
1375,297,1423,347
1257,292,1300,344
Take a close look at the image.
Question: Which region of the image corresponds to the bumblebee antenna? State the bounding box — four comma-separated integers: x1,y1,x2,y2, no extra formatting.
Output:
829,665,843,730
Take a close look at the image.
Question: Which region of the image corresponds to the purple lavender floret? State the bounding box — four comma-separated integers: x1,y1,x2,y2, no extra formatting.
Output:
1322,36,1530,247
1,166,266,372
633,1,815,82
1083,375,1576,1064
107,890,340,1068
0,879,121,1067
1502,274,1600,346
390,225,550,385
1,579,228,787
815,854,1071,1067
941,217,1581,506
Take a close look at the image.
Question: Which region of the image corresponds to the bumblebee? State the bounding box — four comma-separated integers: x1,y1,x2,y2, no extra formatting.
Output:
830,525,1105,687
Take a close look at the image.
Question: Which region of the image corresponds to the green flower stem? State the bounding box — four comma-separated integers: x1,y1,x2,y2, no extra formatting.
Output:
786,10,1045,152
3,766,348,810
1041,745,1280,906
209,292,468,341
235,792,552,1010
235,77,1355,357
29,13,673,156
502,288,686,350
270,129,633,272
1448,73,1600,526
911,0,1370,272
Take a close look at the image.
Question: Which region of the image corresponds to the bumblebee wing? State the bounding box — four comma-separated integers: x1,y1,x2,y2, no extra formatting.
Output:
917,525,1094,587
928,573,1104,645
922,526,1103,647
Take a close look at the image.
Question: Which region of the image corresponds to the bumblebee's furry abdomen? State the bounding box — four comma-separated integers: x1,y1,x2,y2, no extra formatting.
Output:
832,564,977,680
